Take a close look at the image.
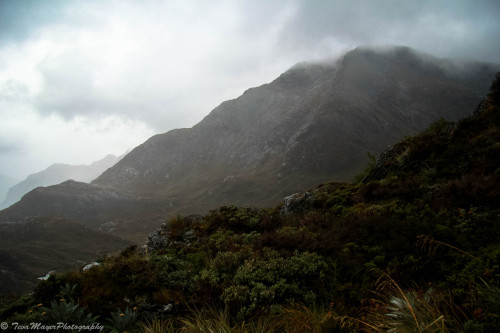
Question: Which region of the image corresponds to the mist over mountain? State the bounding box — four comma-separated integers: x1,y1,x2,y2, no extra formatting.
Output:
0,154,120,210
1,46,499,243
93,46,499,208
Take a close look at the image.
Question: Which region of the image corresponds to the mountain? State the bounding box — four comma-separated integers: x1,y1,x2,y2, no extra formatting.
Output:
0,180,164,240
95,47,499,209
94,46,498,203
0,154,120,209
0,173,19,203
5,76,498,328
1,46,499,243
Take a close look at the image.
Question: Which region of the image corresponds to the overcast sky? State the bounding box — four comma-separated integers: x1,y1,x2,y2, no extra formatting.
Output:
1,0,499,180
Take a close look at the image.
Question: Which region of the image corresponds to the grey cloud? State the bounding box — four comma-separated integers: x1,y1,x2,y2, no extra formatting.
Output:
0,0,68,45
6,0,500,132
0,0,103,46
33,51,186,131
279,0,500,63
34,50,98,118
0,80,30,102
26,0,500,134
0,142,21,154
36,65,166,127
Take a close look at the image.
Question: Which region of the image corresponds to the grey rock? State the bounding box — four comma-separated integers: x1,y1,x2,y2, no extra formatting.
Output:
82,262,100,271
146,224,169,252
281,191,315,215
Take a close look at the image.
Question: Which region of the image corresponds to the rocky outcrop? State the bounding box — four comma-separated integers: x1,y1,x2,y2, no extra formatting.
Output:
280,192,315,215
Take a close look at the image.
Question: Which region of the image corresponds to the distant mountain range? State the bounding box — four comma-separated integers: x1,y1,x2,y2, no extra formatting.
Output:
0,154,120,209
1,46,499,242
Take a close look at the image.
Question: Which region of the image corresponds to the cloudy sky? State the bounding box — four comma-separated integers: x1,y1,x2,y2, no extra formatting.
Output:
1,0,499,180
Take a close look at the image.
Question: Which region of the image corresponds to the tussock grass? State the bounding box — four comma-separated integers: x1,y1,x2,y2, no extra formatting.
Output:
359,271,450,333
139,318,177,333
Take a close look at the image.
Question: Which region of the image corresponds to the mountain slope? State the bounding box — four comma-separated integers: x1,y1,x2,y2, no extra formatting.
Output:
93,46,499,209
0,154,120,209
0,180,163,240
1,45,499,242
0,216,131,294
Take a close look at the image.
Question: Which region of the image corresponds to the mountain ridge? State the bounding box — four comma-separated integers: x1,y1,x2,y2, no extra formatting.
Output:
1,45,499,242
0,154,120,209
95,45,498,196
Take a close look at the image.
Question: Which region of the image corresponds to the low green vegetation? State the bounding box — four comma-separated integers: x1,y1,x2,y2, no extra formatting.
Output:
1,75,500,332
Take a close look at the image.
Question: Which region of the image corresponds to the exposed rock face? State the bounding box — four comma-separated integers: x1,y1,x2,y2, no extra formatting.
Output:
2,46,500,241
280,192,315,215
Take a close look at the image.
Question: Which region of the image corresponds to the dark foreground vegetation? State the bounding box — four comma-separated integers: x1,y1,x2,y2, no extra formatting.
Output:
1,74,500,332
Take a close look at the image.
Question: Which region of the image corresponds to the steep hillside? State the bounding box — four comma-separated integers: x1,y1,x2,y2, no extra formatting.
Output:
0,154,120,209
94,46,498,210
1,45,499,243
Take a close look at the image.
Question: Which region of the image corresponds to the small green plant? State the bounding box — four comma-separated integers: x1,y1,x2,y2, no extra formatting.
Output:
384,290,445,333
58,283,78,303
106,307,138,333
42,299,99,325
479,280,500,315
